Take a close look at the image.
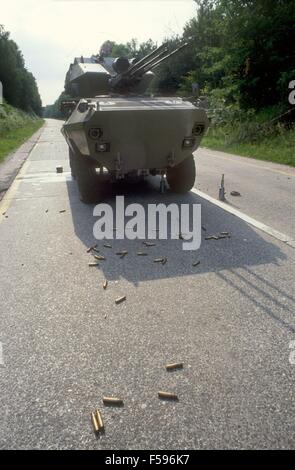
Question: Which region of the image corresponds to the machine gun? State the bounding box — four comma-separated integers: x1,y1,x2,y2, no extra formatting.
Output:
110,42,189,92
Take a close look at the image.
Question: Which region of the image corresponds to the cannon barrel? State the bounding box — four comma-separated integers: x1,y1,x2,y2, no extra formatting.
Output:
146,42,189,72
129,48,169,77
110,42,189,91
127,43,168,76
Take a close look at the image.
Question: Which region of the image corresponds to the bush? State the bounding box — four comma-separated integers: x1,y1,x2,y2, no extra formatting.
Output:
0,101,41,136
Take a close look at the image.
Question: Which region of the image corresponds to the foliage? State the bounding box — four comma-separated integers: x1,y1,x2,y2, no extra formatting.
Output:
108,38,158,60
0,101,41,135
0,25,42,115
203,123,295,166
0,101,43,162
181,0,295,109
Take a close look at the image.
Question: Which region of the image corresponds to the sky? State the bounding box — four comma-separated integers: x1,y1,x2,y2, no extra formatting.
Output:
0,0,198,105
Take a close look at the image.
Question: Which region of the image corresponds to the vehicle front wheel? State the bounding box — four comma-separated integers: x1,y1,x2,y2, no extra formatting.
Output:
70,149,102,203
166,155,196,193
69,148,76,179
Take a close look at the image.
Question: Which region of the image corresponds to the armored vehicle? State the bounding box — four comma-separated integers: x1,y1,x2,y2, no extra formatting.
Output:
61,42,209,203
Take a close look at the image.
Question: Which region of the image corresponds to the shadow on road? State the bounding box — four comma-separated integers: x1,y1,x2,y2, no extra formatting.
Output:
66,176,286,286
216,267,295,334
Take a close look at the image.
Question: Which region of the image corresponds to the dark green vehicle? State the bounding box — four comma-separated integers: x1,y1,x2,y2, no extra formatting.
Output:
61,42,209,203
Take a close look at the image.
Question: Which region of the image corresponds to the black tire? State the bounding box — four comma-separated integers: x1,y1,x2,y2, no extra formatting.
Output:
69,148,76,179
166,155,196,193
70,149,101,204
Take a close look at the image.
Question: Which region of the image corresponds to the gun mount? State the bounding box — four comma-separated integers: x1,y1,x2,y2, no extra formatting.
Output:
65,42,189,97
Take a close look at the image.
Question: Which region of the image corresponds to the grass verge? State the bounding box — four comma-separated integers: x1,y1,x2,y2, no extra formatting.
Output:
202,103,295,167
202,127,295,167
0,120,44,163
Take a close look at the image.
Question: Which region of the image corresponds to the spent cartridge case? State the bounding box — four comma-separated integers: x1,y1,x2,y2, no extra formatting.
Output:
115,296,126,305
166,362,184,371
102,396,123,406
95,410,104,430
158,391,178,400
91,412,100,432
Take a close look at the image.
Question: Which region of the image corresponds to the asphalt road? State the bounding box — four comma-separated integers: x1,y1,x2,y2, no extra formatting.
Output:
0,119,295,450
196,147,295,238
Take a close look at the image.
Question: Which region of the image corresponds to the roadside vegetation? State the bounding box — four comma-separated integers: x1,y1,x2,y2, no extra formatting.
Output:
202,102,295,166
0,25,42,115
0,102,43,163
203,125,295,167
0,25,43,162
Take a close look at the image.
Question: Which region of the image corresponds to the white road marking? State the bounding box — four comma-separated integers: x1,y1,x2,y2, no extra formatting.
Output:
0,160,32,223
0,128,47,220
191,188,295,248
18,172,72,184
0,342,4,365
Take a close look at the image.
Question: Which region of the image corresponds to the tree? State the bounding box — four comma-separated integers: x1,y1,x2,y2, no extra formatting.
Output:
108,38,157,60
180,0,295,108
0,25,42,115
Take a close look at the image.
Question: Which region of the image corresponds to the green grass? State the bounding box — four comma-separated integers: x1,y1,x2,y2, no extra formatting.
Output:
202,127,295,167
0,102,44,163
0,120,44,163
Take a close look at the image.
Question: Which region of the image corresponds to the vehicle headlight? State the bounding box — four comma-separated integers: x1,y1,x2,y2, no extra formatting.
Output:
96,142,110,152
182,137,195,148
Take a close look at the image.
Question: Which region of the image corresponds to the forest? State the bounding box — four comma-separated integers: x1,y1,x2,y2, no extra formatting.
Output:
0,25,42,116
0,25,43,162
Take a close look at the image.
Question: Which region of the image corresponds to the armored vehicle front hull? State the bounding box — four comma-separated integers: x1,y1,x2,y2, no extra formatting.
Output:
62,96,209,203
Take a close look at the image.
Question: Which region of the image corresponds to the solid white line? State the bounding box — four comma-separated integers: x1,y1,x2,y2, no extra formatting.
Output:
191,188,295,248
0,342,3,365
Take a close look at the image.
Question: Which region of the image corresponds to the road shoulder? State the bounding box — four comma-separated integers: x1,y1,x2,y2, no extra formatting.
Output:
0,125,44,201
199,147,295,176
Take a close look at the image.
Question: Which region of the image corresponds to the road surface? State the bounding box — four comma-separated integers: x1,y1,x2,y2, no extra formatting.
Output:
0,119,295,450
196,147,295,238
